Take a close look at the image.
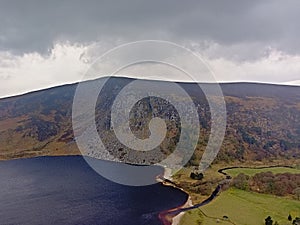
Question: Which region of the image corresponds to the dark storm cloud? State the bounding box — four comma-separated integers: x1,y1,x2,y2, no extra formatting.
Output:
0,0,300,56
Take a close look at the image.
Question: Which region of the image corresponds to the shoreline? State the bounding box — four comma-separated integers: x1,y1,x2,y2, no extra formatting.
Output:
171,196,192,225
158,168,193,225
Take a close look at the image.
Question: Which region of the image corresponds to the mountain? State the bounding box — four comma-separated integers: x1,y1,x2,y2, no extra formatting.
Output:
0,77,299,164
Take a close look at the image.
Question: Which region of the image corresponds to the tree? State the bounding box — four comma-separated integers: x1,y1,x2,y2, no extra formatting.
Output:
232,173,250,190
293,187,300,200
293,217,300,225
265,216,273,225
190,172,204,180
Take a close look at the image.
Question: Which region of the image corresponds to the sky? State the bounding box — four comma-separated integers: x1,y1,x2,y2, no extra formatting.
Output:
1,0,300,97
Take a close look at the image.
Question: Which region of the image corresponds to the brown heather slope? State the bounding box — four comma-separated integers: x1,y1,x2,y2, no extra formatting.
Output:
0,77,299,163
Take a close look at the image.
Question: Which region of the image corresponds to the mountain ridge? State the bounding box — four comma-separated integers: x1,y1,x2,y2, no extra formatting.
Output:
0,76,299,163
2,76,300,101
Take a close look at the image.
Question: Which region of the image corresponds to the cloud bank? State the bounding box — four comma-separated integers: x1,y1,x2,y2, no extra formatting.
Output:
0,41,300,98
0,1,300,97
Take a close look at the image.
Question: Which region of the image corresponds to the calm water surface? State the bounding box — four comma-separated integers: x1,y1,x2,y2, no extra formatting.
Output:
0,156,187,225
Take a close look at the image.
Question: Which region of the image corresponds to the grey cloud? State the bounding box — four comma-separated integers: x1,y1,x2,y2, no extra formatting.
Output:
0,0,300,58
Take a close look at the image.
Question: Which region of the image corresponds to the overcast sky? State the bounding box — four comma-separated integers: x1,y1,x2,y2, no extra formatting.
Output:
1,0,300,97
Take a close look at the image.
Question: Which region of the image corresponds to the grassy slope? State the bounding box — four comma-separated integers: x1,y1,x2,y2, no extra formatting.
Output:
225,167,300,177
178,167,300,225
180,188,300,225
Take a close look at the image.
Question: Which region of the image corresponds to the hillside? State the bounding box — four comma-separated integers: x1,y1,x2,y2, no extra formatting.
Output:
0,77,299,164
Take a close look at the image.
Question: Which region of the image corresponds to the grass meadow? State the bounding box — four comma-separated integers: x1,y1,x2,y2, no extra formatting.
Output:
179,188,300,225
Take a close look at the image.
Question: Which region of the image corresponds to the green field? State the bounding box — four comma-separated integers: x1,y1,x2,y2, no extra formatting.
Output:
224,167,300,177
179,188,300,225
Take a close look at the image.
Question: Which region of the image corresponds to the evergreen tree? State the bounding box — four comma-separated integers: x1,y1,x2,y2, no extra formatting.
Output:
265,216,273,225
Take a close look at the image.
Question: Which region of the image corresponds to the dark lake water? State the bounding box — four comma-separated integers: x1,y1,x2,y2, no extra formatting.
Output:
0,156,187,225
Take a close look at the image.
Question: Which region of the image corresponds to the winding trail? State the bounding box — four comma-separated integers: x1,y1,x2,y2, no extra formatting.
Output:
218,165,294,176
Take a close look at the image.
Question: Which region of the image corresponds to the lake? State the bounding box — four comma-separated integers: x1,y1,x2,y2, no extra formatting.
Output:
0,156,187,225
